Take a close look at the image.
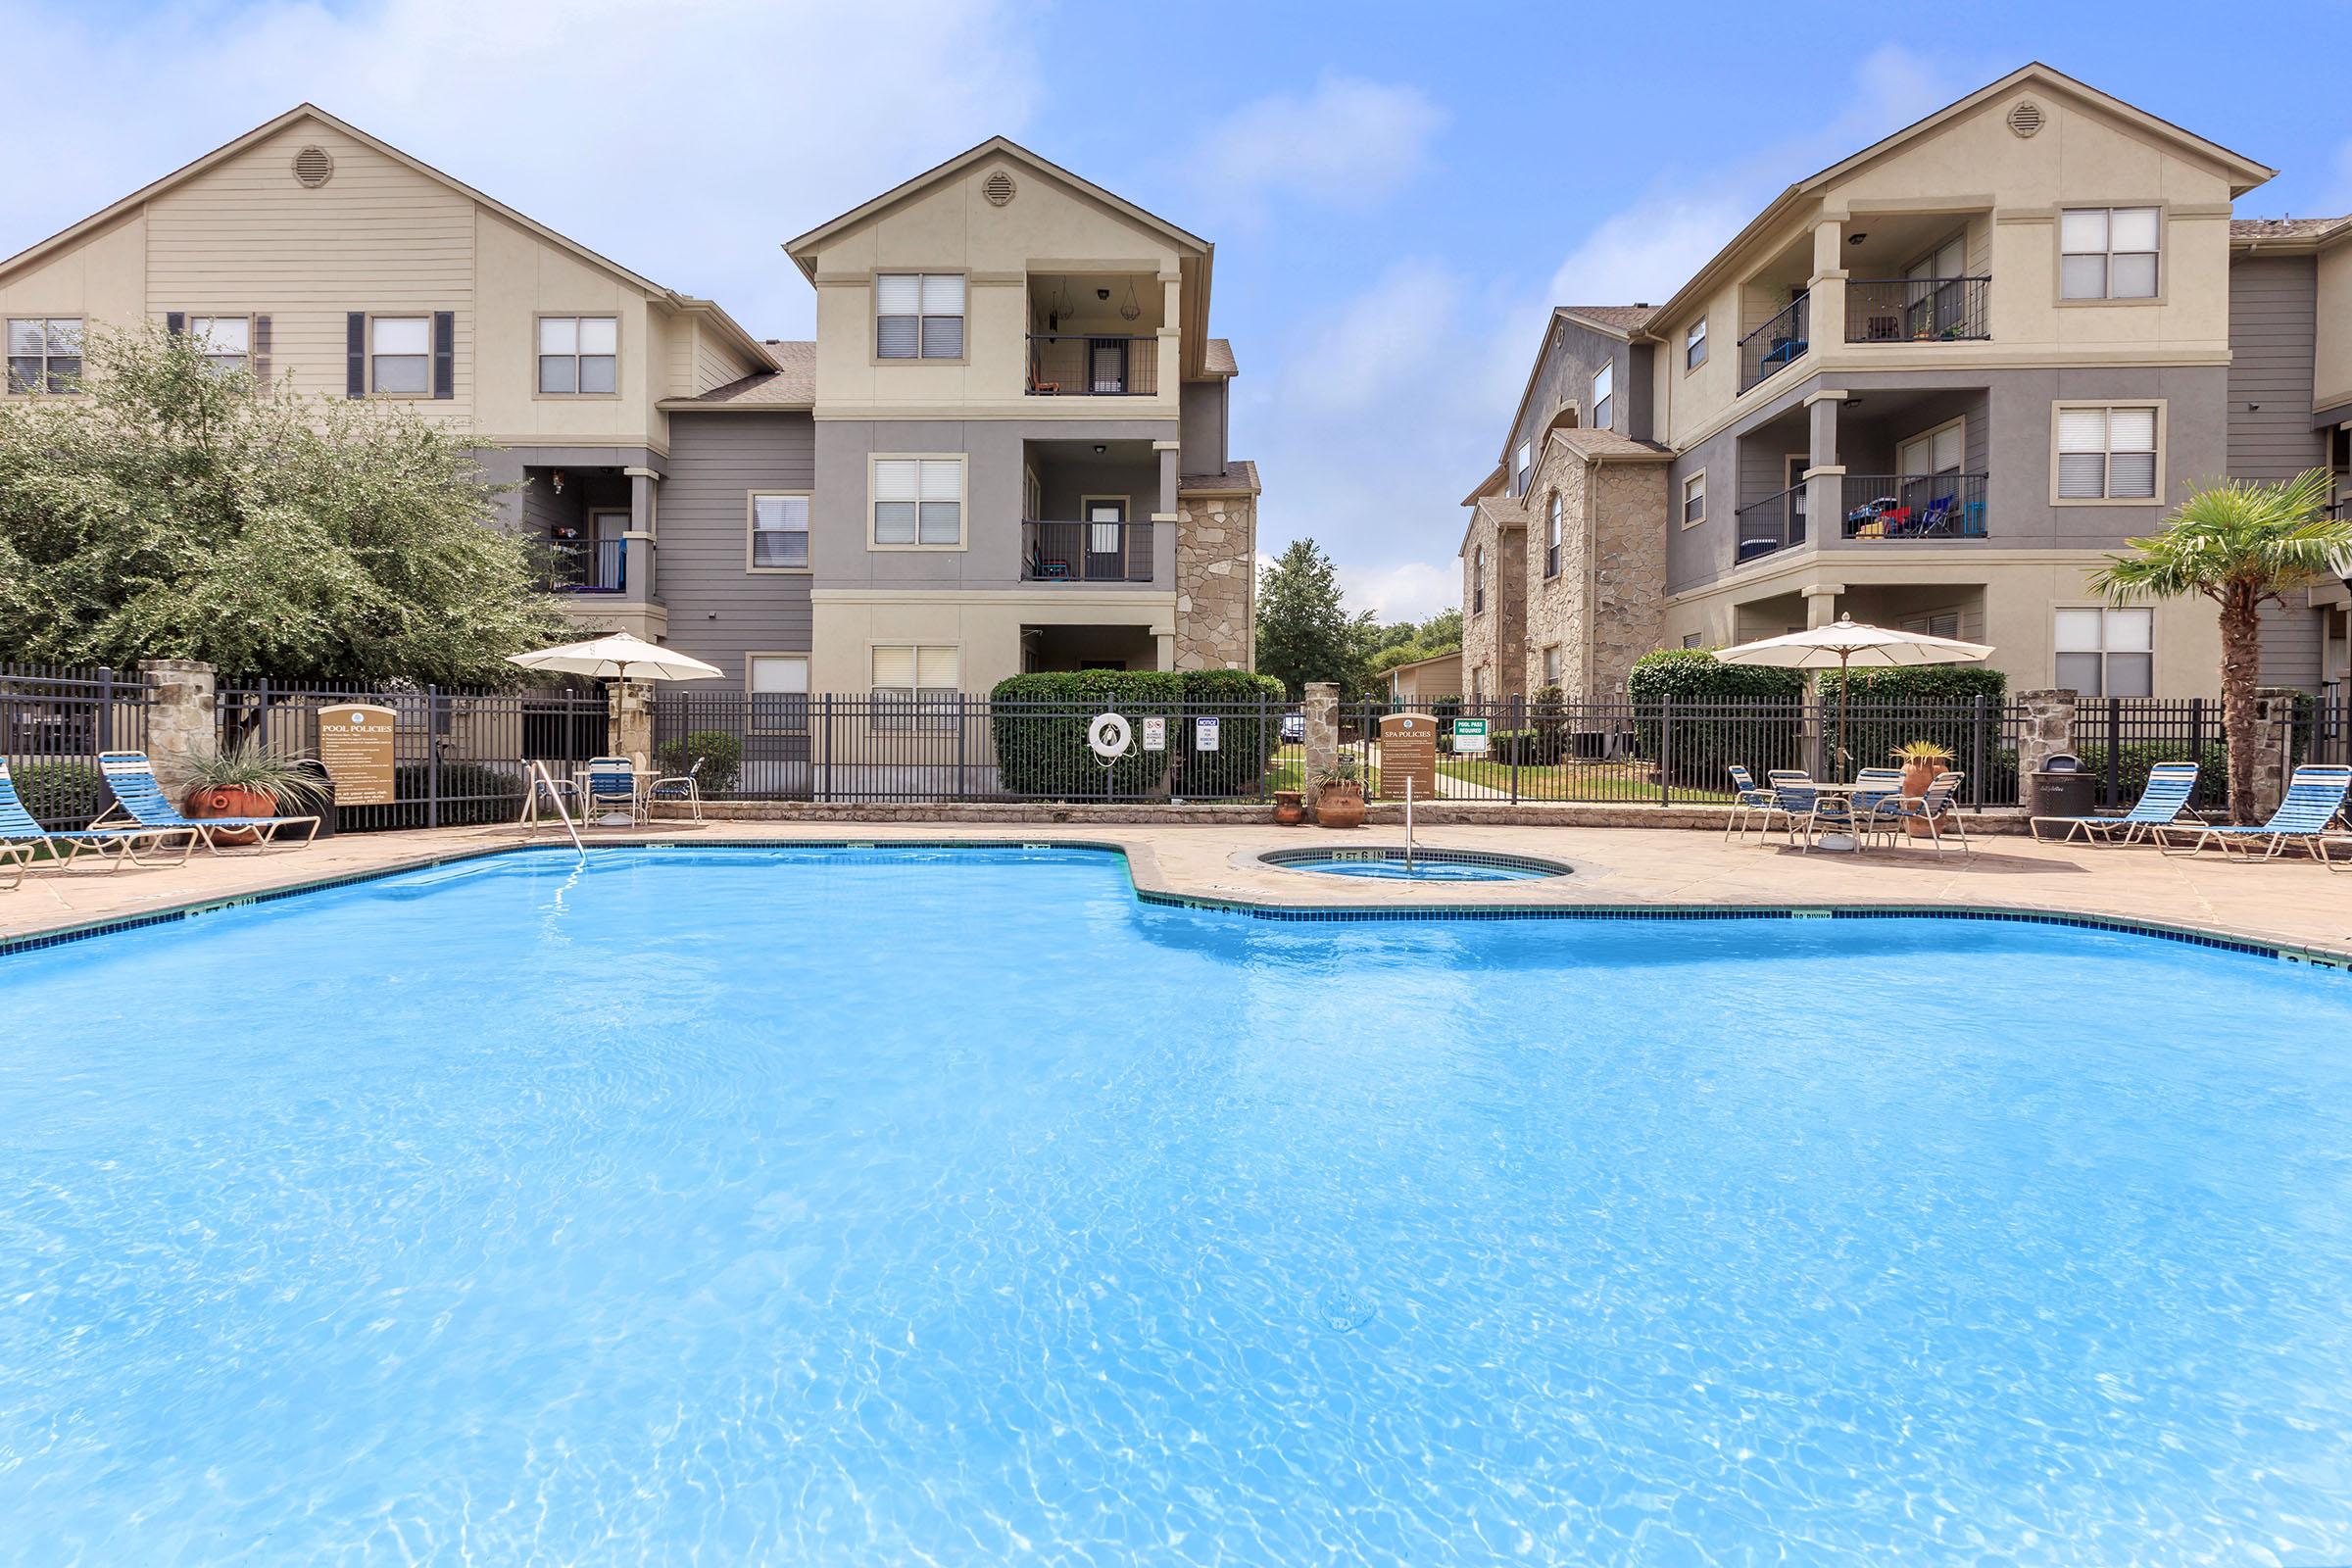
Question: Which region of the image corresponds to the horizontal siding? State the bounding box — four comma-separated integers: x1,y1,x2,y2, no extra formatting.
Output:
693,329,751,394
2227,255,2324,481
658,413,816,681
2257,597,2325,691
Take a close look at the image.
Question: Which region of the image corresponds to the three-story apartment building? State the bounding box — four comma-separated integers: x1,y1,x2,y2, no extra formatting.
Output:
1461,65,2348,703
0,109,1259,700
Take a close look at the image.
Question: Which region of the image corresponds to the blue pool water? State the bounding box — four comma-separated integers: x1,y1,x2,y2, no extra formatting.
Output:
3,847,2351,1566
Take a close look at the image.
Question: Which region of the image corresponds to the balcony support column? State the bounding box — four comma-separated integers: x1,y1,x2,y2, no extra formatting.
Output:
1808,216,1847,356
622,466,661,605
1803,390,1844,547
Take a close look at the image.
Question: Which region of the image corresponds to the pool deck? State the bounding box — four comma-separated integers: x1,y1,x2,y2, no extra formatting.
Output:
4,819,2347,964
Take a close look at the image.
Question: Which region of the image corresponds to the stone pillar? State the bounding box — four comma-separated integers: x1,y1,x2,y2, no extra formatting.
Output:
138,659,217,797
2017,688,2078,781
608,678,656,771
2249,687,2297,821
1302,681,1339,812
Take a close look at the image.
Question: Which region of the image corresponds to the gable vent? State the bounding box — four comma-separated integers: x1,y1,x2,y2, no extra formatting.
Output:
2006,101,2044,139
982,170,1016,207
292,146,335,187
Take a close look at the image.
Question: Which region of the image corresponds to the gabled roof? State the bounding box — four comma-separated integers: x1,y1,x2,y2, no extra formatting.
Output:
659,341,815,413
1460,462,1506,509
1547,427,1672,464
1494,305,1652,467
0,103,777,372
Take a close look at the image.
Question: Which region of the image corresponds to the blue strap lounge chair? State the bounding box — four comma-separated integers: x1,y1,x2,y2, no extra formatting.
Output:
1888,769,1971,857
95,752,319,854
2030,760,2199,845
2152,764,2351,867
0,756,199,874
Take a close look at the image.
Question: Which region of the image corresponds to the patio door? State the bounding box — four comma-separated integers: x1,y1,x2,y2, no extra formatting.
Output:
1784,455,1808,546
1084,499,1126,581
588,508,629,592
1904,234,1968,336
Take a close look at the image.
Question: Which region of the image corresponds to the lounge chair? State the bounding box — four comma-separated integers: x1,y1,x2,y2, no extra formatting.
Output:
0,757,200,875
2152,764,2351,866
95,751,319,854
1887,769,1971,857
2030,760,2199,845
582,756,643,825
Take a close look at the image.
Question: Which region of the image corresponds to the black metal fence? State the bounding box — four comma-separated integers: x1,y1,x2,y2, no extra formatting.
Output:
0,664,149,827
1844,276,1991,343
1840,472,1989,539
1738,293,1810,392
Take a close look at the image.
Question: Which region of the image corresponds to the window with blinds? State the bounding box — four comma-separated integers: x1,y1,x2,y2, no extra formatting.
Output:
1685,318,1707,370
1682,470,1706,527
876,273,964,359
190,316,251,375
871,457,963,546
1544,494,1562,577
749,492,809,568
1592,361,1614,430
2057,406,2157,500
2060,208,2159,300
1512,440,1532,496
2055,607,2153,697
871,645,959,731
747,654,809,733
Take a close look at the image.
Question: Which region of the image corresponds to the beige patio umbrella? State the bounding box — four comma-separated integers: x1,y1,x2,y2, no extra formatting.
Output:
1713,614,1992,774
505,631,722,685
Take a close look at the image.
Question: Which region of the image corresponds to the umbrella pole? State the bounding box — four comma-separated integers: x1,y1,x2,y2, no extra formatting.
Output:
1835,652,1851,777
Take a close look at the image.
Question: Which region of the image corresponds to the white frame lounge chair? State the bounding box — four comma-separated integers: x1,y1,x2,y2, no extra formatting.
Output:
582,756,644,826
2151,764,2350,867
2031,760,2199,845
1,756,200,873
95,752,319,855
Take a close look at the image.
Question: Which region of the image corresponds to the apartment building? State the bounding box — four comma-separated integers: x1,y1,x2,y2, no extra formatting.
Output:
0,108,1259,697
1461,64,2349,703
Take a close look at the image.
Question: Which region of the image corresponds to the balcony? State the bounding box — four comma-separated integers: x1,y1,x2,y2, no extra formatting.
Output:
551,537,626,593
1022,518,1154,582
1026,333,1158,397
1735,483,1808,565
1845,277,1990,344
1737,293,1810,394
1840,473,1988,540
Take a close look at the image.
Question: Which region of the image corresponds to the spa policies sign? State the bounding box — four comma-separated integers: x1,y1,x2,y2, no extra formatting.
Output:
317,703,397,807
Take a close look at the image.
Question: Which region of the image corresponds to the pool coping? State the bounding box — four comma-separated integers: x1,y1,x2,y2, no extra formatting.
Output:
3,834,2347,975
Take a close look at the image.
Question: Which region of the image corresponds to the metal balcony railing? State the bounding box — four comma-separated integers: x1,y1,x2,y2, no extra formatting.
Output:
1734,482,1809,564
551,537,625,592
1025,334,1158,396
1022,518,1154,582
1845,277,1990,343
1737,293,1809,393
1840,473,1988,539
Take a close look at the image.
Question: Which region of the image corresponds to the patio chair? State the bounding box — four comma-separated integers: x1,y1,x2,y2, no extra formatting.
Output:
1801,766,1905,853
1913,494,1955,536
95,752,318,855
1725,765,1776,842
0,757,200,875
1761,770,1823,848
645,758,706,823
2151,764,2352,867
2030,760,2199,845
582,756,643,825
1887,769,1971,857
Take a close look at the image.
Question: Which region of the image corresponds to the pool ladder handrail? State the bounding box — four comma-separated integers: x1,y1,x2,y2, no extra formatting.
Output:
521,760,586,857
1404,774,1414,870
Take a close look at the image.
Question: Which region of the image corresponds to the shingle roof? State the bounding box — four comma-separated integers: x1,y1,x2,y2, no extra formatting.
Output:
1547,427,1673,462
1475,495,1527,530
671,340,814,408
1202,337,1238,376
1177,459,1259,496
2231,216,2352,242
1556,304,1660,336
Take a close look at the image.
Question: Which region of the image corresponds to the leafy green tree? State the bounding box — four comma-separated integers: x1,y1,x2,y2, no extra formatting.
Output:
2089,468,2352,821
0,323,571,682
1254,538,1378,698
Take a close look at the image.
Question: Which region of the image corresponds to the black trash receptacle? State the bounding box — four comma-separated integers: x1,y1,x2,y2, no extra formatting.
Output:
293,759,338,839
2030,752,2095,819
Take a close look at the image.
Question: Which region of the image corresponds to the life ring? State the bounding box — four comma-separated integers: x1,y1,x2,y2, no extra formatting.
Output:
1088,712,1133,760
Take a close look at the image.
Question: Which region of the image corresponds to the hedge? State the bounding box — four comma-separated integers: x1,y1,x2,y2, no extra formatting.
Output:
987,670,1289,798
1628,649,1807,705
10,760,107,827
655,729,744,795
1817,665,2008,704
380,760,526,827
1628,651,1805,785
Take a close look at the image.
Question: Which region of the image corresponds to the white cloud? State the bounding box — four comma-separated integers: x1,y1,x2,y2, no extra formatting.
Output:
1186,74,1445,218
1339,560,1458,624
0,0,1039,336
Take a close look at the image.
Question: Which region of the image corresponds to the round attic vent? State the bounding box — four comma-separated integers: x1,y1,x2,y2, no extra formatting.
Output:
292,146,335,187
982,170,1016,207
2006,101,2044,139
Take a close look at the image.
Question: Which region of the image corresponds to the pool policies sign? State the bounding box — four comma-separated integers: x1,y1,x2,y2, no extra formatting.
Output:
318,704,397,807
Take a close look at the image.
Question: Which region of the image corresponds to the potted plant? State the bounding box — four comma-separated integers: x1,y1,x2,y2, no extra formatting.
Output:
183,736,328,845
1272,787,1306,826
1890,740,1955,837
1313,755,1366,830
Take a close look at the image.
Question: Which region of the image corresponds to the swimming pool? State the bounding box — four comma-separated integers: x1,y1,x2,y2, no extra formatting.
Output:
3,846,2349,1565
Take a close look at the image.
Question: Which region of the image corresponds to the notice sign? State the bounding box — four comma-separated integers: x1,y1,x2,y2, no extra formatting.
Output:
317,703,396,807
1452,716,1491,756
1142,715,1167,752
1378,711,1438,801
1195,716,1221,753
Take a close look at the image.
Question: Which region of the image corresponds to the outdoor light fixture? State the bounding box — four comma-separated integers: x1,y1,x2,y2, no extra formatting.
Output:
1092,443,1106,455
1096,288,1110,301
1848,232,1868,245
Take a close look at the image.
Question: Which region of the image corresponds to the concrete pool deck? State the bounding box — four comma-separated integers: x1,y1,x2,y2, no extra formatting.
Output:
1,819,2347,965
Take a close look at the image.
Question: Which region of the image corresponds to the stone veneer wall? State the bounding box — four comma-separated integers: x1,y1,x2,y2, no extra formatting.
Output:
1519,451,1667,700
1460,513,1498,700
1459,496,1531,701
1174,494,1257,670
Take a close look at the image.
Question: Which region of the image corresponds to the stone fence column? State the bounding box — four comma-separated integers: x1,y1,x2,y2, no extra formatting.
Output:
609,679,656,771
138,658,217,797
2249,687,2296,821
1302,682,1339,813
2017,688,2077,782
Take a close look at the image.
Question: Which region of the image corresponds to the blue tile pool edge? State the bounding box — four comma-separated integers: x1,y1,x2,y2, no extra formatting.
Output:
1,838,2345,974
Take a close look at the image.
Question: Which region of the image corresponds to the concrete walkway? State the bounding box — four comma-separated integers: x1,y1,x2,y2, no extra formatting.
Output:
4,819,2347,964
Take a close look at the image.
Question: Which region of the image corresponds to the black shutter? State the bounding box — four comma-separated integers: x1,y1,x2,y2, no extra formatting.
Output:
431,311,454,400
164,312,185,335
252,315,272,385
346,313,366,398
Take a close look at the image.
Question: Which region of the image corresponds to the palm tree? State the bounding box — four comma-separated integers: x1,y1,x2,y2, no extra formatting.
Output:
2088,468,2351,822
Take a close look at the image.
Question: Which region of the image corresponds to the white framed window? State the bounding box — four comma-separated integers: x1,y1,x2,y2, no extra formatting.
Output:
1542,645,1562,687
1898,418,1965,478
1684,318,1707,370
1544,493,1562,577
1472,542,1486,614
2055,607,2153,697
748,491,810,570
872,644,960,731
1682,469,1706,527
1513,439,1533,496
876,273,964,359
747,653,809,733
6,317,82,393
538,316,617,394
870,456,964,548
2060,207,2160,300
1591,361,1615,429
190,316,250,374
369,316,430,395
2056,405,2159,501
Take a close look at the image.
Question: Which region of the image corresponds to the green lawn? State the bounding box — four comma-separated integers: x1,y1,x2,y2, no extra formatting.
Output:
1434,756,1736,804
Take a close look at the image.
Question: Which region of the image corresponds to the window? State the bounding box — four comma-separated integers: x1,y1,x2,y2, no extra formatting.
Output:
1591,361,1614,430
748,492,809,570
1544,494,1562,577
871,457,963,547
748,654,809,733
190,316,249,374
1472,543,1486,614
1900,612,1963,640
6,318,82,393
2057,406,2159,500
1898,419,1964,478
872,644,959,731
1682,470,1706,527
1685,318,1707,370
369,317,430,395
2060,207,2159,300
1682,632,1703,649
1513,440,1533,497
538,316,617,394
876,273,964,359
1542,645,1562,687
2055,607,2153,697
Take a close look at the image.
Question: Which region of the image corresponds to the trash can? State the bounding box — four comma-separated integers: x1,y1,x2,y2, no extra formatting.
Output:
2029,752,2094,819
293,758,338,839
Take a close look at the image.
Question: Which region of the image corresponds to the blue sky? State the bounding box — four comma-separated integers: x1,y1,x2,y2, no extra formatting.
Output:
6,0,2349,620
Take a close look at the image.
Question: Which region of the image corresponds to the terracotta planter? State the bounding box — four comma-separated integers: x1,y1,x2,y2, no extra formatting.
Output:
1272,790,1305,826
1314,783,1366,830
1898,760,1947,837
184,784,275,846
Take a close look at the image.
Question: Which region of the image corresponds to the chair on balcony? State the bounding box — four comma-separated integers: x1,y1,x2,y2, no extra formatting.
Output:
1028,546,1072,582
1761,334,1807,369
1912,495,1955,537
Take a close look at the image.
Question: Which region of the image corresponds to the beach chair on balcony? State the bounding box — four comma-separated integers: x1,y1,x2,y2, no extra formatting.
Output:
93,752,318,854
0,758,200,876
2030,760,2199,845
2151,764,2351,866
1913,494,1956,536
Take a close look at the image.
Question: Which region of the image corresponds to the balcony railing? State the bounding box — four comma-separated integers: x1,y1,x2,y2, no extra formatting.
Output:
1845,277,1990,344
1840,473,1988,540
551,537,625,592
1022,518,1154,582
1737,293,1810,393
1734,482,1809,564
1026,334,1158,396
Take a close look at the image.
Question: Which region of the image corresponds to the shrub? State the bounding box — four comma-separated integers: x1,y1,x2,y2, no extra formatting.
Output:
11,760,106,826
987,670,1289,799
1629,650,1806,785
1628,648,1807,705
655,729,743,795
1819,665,2010,780
2071,741,2232,810
1817,665,2008,705
384,760,525,826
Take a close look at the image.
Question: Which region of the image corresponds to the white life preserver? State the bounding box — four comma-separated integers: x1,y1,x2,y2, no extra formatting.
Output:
1088,712,1133,760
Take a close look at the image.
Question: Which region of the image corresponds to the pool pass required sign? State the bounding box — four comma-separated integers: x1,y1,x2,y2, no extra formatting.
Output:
317,703,397,807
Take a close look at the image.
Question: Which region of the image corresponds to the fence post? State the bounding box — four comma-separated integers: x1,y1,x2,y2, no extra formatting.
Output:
1302,682,1339,818
1509,693,1523,805
1658,695,1674,807
956,692,969,802
1969,693,1986,808
2104,697,2121,810
135,659,217,798
425,684,441,829
819,694,833,804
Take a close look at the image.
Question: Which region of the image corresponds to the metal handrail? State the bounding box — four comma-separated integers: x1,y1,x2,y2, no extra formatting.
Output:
1738,293,1810,392
1845,276,1990,343
521,759,584,855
